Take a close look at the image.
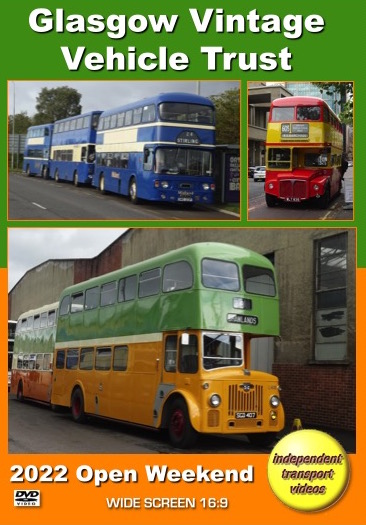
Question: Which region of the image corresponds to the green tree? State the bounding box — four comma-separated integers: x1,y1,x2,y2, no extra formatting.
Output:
210,88,240,144
8,111,33,134
33,86,82,124
312,82,353,124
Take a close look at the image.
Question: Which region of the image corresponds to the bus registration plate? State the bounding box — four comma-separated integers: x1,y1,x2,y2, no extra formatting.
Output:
285,197,301,202
235,411,257,419
178,191,193,202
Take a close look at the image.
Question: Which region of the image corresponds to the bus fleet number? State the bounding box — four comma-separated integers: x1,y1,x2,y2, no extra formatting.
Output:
10,465,68,483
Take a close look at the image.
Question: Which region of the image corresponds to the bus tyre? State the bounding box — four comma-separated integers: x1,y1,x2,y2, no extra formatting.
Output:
247,432,276,448
317,184,330,209
26,165,31,177
99,175,106,194
71,388,86,423
42,166,49,179
129,177,139,205
265,193,278,207
17,382,24,402
168,399,197,449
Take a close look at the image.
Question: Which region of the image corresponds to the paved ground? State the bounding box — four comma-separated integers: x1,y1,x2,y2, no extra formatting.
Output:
277,423,356,454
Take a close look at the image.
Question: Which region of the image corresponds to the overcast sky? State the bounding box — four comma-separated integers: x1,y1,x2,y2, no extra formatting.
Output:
8,228,125,292
8,80,239,117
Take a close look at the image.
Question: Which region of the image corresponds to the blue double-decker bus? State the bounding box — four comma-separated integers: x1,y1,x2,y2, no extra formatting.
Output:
22,123,53,178
49,111,102,186
93,93,216,204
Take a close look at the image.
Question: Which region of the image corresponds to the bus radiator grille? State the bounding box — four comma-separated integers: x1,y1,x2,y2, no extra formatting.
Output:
228,385,263,416
279,180,307,199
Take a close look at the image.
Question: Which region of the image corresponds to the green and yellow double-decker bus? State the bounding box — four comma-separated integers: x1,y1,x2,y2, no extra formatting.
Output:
11,243,284,448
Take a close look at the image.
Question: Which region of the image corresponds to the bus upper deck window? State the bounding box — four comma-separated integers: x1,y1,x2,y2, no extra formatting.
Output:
202,258,239,291
243,266,276,297
296,106,321,121
271,107,294,121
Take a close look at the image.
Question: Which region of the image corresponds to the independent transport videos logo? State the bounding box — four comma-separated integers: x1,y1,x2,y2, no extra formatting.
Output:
14,490,41,507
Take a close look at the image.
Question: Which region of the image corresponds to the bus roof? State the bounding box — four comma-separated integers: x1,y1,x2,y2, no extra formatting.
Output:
53,110,102,125
16,302,59,321
100,92,214,118
271,96,328,107
26,123,54,130
59,242,275,297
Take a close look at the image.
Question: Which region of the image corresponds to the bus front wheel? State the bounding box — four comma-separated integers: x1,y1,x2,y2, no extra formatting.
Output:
99,175,106,194
168,399,197,449
17,382,24,402
71,388,86,423
317,184,330,209
265,193,278,207
129,177,139,205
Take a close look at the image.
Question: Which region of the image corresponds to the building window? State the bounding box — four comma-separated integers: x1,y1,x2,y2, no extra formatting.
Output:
315,233,347,361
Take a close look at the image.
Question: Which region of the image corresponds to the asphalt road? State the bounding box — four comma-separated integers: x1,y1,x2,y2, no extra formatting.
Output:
8,395,271,455
8,172,236,221
248,168,354,221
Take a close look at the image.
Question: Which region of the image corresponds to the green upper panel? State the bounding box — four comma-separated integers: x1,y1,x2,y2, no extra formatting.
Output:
57,243,280,343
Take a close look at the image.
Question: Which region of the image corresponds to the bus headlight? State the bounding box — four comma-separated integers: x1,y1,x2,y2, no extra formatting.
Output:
161,181,169,189
268,183,274,190
270,395,280,408
202,183,210,191
209,394,222,407
313,184,319,191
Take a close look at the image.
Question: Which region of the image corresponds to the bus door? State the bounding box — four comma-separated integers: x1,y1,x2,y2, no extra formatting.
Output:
92,346,114,418
152,333,179,426
51,349,67,405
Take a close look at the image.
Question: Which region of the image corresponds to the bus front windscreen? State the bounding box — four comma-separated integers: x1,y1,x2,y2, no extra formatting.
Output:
203,332,243,370
155,148,213,176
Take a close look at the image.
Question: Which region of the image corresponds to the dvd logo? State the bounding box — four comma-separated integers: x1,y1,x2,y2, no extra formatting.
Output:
14,490,40,507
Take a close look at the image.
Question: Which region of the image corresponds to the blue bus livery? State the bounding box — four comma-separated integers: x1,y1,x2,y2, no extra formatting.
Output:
94,92,216,204
23,123,53,178
49,111,102,186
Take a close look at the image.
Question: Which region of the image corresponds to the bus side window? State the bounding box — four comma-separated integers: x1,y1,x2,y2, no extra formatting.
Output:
164,336,177,372
113,346,128,371
178,335,198,373
56,350,65,369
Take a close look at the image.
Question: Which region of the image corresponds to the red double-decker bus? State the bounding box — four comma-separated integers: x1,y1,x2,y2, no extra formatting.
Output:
265,96,344,208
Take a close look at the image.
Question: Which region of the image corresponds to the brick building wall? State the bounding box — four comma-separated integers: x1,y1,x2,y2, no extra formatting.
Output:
273,363,356,430
74,237,123,284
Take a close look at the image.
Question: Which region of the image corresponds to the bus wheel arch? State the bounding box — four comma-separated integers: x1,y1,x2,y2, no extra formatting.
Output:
163,394,198,449
129,176,139,205
71,386,86,423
